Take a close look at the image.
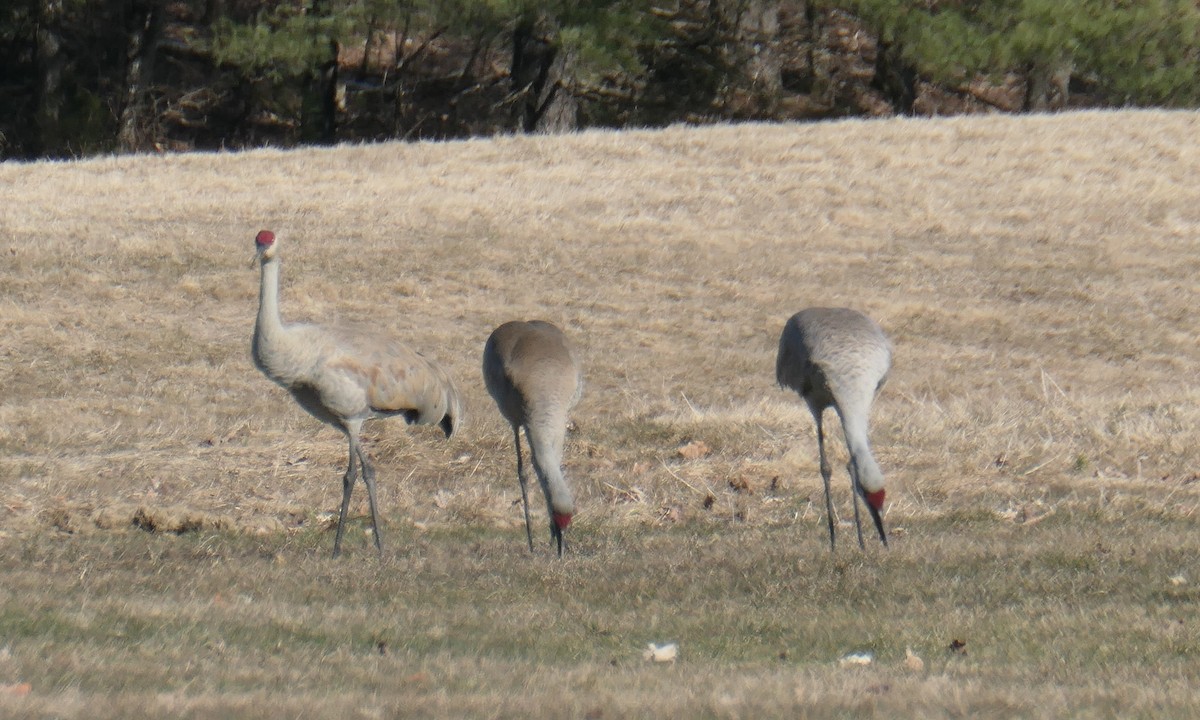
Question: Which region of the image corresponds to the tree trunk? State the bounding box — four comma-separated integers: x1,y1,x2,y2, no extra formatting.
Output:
35,0,66,157
118,0,164,153
806,0,818,82
202,0,224,25
872,39,917,115
301,41,339,144
1024,58,1072,111
510,17,574,133
301,0,339,145
739,0,782,116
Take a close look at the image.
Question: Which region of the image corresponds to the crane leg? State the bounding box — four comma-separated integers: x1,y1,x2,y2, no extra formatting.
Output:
848,457,866,550
359,443,384,555
816,413,836,551
333,438,360,559
514,425,534,553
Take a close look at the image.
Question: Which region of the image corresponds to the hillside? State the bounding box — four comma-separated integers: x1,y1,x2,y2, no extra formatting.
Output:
3,109,1196,531
0,111,1198,716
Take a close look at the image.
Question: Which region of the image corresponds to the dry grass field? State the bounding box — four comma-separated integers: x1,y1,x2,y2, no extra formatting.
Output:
1,109,1198,717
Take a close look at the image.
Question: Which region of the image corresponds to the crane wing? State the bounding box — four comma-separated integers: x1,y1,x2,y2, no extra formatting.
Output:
322,330,460,437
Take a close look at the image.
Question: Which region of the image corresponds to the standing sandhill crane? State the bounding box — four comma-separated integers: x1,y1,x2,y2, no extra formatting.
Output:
251,230,461,558
776,307,891,550
482,320,582,557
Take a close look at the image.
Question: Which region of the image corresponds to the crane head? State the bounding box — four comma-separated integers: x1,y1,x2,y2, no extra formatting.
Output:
254,229,278,263
860,487,888,548
552,512,571,558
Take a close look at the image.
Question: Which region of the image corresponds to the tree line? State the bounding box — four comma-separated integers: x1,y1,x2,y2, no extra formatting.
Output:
4,0,1200,160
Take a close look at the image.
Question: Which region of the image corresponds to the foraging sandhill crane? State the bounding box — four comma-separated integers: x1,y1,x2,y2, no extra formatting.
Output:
482,320,582,557
251,230,461,558
776,307,891,550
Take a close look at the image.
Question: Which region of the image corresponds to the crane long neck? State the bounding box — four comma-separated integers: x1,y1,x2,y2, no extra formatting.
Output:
526,414,574,514
256,257,286,345
837,405,884,493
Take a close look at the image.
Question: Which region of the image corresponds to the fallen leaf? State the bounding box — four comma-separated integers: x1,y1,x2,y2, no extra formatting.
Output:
995,507,1020,522
903,647,925,672
1,682,31,697
657,506,681,522
728,476,753,494
677,440,710,460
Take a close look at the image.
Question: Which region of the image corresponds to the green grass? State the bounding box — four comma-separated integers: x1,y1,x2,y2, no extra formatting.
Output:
2,506,1198,717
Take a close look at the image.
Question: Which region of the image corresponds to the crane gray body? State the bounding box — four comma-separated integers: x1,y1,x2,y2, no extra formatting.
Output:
777,307,891,549
482,320,581,557
252,230,460,558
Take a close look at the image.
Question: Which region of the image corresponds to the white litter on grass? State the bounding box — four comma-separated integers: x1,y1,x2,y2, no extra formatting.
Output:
1169,574,1187,586
643,643,678,663
839,651,874,668
903,647,925,672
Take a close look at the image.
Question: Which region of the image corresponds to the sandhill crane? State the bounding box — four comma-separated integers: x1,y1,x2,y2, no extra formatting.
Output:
776,307,891,550
482,320,582,557
251,229,461,558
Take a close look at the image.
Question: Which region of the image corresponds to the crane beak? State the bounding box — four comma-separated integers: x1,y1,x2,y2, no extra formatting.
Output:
867,502,888,547
552,523,565,557
250,243,271,268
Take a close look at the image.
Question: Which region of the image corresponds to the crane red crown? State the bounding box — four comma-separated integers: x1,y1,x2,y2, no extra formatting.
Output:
553,512,572,530
256,230,275,247
864,488,886,511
